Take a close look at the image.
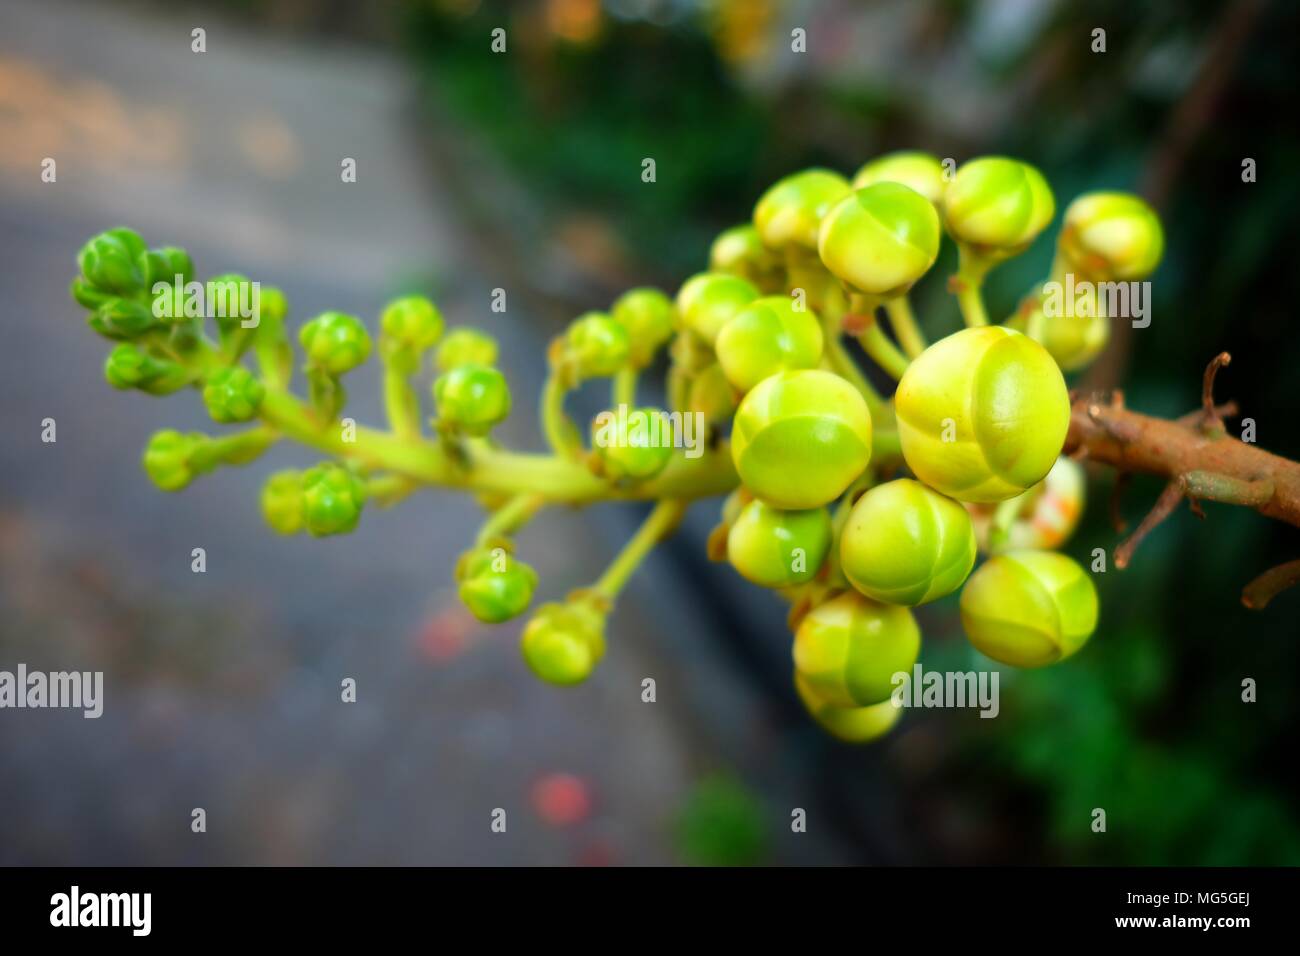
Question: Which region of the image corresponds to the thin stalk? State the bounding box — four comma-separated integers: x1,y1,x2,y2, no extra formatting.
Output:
594,499,688,600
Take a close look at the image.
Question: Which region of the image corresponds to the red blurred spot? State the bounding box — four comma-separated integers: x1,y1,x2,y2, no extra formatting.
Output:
415,604,478,663
532,772,592,827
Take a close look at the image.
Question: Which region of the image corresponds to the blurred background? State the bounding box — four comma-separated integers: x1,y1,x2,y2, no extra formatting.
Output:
1,0,1298,865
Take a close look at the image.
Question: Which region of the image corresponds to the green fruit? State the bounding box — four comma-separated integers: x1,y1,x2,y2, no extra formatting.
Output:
795,672,901,743
142,429,200,491
895,326,1070,503
942,157,1055,253
380,295,443,372
433,363,511,436
457,548,538,623
709,224,782,289
202,366,266,423
675,272,760,345
1058,191,1164,281
77,228,146,296
688,363,739,424
591,406,675,481
104,344,188,394
731,369,873,509
793,590,920,707
715,295,824,393
612,288,675,367
565,311,631,378
1005,289,1109,372
818,182,942,297
261,470,305,535
727,499,831,588
301,463,366,536
299,311,371,375
960,550,1098,667
852,151,947,205
436,327,498,371
840,479,976,606
753,168,851,252
521,601,606,685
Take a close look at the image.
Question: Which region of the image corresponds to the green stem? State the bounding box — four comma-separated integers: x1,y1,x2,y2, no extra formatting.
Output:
192,425,277,471
954,245,992,328
542,373,583,460
856,318,911,381
594,499,688,600
475,492,546,547
613,367,638,408
819,287,888,419
366,473,416,507
884,295,927,359
383,366,422,441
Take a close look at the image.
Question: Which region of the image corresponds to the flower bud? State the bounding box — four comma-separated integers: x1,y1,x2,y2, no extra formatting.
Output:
436,327,498,371
202,367,266,423
104,344,188,394
795,673,900,743
895,327,1069,503
727,499,831,588
565,311,631,379
77,228,146,296
206,274,258,349
612,288,675,368
300,462,366,536
675,272,759,345
457,547,538,623
709,224,782,289
793,590,921,708
521,600,606,685
754,169,852,252
88,298,157,340
1057,191,1164,281
143,429,201,491
1005,288,1109,372
715,295,824,393
140,246,194,290
299,311,372,375
591,406,675,481
818,182,941,297
942,157,1055,254
852,151,947,205
380,295,444,372
732,369,872,509
959,550,1098,667
258,286,289,324
433,363,511,435
688,363,739,424
260,470,305,535
967,457,1086,553
841,479,976,606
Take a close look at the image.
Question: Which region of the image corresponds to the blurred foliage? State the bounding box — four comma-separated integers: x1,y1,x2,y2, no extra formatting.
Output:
675,773,770,866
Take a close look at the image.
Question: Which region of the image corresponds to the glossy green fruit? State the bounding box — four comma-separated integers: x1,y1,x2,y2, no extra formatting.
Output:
895,327,1070,503
433,363,511,436
709,224,782,289
727,499,832,588
793,590,921,708
852,151,947,205
591,406,675,481
143,429,200,491
688,363,739,424
521,601,606,685
436,327,498,371
675,272,760,345
731,369,872,509
300,463,366,536
967,456,1086,554
457,548,538,624
715,295,824,393
1057,191,1164,282
202,367,266,423
818,182,942,297
841,479,977,606
565,311,631,378
754,168,852,252
942,157,1055,253
612,288,675,367
260,470,305,535
1005,288,1109,372
960,550,1098,667
795,672,901,743
299,311,372,375
380,295,443,371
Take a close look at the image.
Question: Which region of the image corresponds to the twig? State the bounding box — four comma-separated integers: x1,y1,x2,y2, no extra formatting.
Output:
1115,480,1185,569
1199,351,1232,433
1242,559,1300,610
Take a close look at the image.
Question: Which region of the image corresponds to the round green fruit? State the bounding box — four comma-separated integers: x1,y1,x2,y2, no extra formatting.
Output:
793,590,921,708
433,363,511,436
521,601,606,686
715,295,824,393
754,168,851,252
852,151,947,206
727,499,832,588
818,182,941,297
795,672,901,743
942,157,1055,253
675,272,759,345
1057,191,1164,282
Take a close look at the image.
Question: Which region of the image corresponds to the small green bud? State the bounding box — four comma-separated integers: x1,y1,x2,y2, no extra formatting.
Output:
380,295,444,372
140,246,194,290
88,297,157,340
435,327,498,371
818,182,941,297
727,499,831,588
688,362,739,424
715,295,824,393
753,169,852,252
205,274,258,347
299,311,372,375
433,363,511,436
852,151,947,206
895,327,1069,503
942,157,1055,254
457,547,539,623
675,272,760,345
258,286,289,324
841,479,977,606
611,288,675,367
709,224,782,289
591,406,675,481
793,590,921,708
732,369,873,509
260,470,305,535
77,228,146,296
71,277,115,311
104,344,189,394
564,311,630,379
1057,191,1164,281
300,462,366,536
202,367,266,423
794,672,900,743
142,429,201,492
521,600,606,685
1005,289,1109,372
960,550,1098,667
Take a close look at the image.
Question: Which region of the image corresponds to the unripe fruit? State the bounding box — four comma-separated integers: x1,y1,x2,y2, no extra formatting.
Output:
675,272,759,345
436,327,498,371
841,479,977,606
143,429,200,491
104,344,187,394
591,406,675,481
299,311,372,375
688,363,739,424
565,311,631,378
1057,192,1164,282
521,601,606,685
202,367,266,423
753,168,851,252
793,590,921,708
894,327,1070,503
942,157,1055,253
960,550,1098,667
727,499,832,588
795,673,900,743
77,227,146,296
731,369,873,509
715,295,824,393
300,462,366,537
260,470,305,535
457,548,538,624
433,363,511,436
380,295,443,372
967,456,1086,553
1005,289,1109,372
818,182,942,297
709,224,782,289
852,151,947,205
612,288,675,367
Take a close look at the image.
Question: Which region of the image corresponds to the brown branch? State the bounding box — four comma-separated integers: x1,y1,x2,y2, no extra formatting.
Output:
1242,559,1300,610
1115,480,1186,569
